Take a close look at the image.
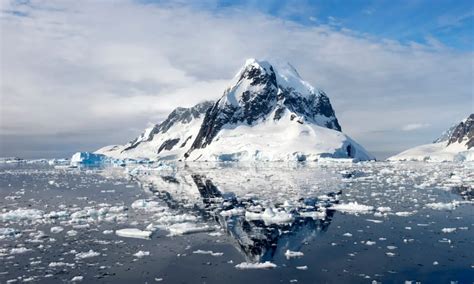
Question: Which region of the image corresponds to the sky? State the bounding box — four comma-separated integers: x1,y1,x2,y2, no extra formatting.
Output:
0,0,473,159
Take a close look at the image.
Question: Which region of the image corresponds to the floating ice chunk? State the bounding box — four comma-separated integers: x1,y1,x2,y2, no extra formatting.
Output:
343,233,353,237
75,249,100,259
220,208,245,217
296,266,308,270
285,250,304,259
116,228,152,239
133,250,150,258
49,262,75,268
103,230,113,235
387,246,397,250
50,226,64,234
10,247,32,254
299,210,327,220
192,250,223,256
395,212,414,217
366,219,383,223
433,261,439,265
376,206,392,213
167,223,214,236
71,152,109,165
0,228,20,239
386,252,396,257
365,241,376,246
235,261,277,270
1,208,44,221
330,202,374,214
245,207,293,225
66,230,78,237
71,276,83,282
131,199,164,212
425,201,460,210
441,228,456,233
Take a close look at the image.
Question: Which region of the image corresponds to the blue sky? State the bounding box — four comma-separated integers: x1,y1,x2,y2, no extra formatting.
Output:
1,0,473,159
153,0,474,50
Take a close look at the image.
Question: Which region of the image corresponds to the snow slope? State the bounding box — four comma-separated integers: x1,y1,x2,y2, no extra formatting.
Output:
94,58,373,162
389,114,474,162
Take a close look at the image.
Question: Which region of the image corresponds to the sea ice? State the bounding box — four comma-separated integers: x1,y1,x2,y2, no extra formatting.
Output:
235,261,277,270
284,250,304,259
115,228,152,239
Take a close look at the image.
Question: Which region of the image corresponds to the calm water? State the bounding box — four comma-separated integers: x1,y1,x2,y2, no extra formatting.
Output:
0,162,473,283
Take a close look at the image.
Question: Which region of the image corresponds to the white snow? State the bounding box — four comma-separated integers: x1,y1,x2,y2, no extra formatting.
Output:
115,228,152,239
235,261,277,270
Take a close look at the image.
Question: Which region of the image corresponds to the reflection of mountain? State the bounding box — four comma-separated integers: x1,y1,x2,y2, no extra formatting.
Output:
191,175,338,262
133,169,339,263
451,185,473,201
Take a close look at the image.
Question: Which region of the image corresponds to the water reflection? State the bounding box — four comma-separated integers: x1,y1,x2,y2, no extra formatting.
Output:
129,168,340,263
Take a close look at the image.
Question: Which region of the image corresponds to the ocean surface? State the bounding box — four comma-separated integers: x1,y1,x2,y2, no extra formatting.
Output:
0,162,473,283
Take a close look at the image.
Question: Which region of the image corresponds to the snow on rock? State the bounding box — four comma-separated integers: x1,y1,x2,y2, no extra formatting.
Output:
329,202,374,214
115,228,152,239
235,261,277,270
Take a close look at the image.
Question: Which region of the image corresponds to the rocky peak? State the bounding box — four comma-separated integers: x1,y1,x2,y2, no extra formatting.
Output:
447,114,474,149
186,59,341,155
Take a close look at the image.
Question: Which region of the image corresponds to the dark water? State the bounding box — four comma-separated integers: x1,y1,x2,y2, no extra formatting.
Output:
0,162,473,283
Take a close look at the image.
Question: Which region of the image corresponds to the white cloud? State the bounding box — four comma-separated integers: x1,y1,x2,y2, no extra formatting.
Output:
401,123,431,131
0,0,472,157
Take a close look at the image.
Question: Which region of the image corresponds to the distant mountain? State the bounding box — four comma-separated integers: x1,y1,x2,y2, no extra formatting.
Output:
389,114,474,162
96,58,373,162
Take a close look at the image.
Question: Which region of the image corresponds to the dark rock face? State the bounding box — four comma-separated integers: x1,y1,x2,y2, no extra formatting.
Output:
157,138,180,154
122,101,214,152
186,61,340,156
447,114,474,149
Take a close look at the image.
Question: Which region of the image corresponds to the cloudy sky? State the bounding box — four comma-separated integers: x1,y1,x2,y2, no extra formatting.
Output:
1,0,473,159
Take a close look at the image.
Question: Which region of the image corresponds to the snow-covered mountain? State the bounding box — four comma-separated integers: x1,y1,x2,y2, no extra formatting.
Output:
389,114,474,162
96,58,374,162
96,101,214,160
